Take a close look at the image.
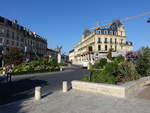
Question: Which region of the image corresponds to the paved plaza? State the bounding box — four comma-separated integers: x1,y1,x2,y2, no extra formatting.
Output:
0,89,150,113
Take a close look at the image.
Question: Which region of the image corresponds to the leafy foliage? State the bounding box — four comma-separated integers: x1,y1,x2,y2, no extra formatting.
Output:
125,51,138,62
82,47,150,84
4,46,23,65
136,47,150,76
91,58,107,69
118,61,141,81
12,57,60,75
107,48,113,60
113,55,125,63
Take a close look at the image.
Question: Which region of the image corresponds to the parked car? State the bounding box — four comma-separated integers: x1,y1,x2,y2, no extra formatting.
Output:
82,61,89,68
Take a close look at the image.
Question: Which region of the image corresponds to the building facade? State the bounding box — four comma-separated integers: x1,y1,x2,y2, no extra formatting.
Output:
69,49,74,63
70,21,133,65
0,16,47,59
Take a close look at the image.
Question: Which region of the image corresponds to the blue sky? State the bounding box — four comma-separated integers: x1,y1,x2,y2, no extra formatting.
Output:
0,0,150,54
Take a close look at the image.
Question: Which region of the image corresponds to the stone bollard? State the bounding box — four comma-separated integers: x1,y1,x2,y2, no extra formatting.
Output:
62,81,68,93
60,66,63,71
87,64,90,70
35,86,41,101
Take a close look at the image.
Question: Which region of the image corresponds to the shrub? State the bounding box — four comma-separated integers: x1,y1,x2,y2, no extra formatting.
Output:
86,61,118,84
4,46,23,65
92,58,107,69
113,55,125,63
12,57,60,75
136,47,150,76
118,61,141,81
89,70,116,84
107,48,113,60
125,51,138,62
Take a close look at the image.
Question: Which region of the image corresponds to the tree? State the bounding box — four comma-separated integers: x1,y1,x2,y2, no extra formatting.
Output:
4,46,23,65
136,47,150,76
107,48,113,60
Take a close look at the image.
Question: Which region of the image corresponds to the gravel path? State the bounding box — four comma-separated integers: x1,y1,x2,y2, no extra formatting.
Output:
0,90,150,113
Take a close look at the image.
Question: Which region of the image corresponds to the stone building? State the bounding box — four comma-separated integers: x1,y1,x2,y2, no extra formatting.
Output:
69,49,74,63
0,16,47,58
69,21,133,65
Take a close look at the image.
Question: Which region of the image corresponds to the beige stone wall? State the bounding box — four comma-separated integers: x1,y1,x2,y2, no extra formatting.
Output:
71,76,150,98
71,80,125,98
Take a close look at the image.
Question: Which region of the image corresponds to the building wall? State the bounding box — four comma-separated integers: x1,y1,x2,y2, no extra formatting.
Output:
70,24,133,65
0,16,47,56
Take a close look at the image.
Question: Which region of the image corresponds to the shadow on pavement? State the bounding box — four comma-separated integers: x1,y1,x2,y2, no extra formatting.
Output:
0,78,48,105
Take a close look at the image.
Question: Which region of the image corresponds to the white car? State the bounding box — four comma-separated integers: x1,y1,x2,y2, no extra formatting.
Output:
82,61,89,68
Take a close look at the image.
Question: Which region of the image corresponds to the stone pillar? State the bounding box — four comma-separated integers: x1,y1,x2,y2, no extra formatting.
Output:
57,53,61,63
35,86,41,101
62,81,68,92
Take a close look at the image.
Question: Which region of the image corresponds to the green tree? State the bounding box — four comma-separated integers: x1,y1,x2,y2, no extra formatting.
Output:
118,61,141,81
136,47,150,76
4,46,23,65
107,48,113,60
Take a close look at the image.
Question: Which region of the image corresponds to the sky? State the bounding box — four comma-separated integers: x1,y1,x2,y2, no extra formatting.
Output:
0,0,150,54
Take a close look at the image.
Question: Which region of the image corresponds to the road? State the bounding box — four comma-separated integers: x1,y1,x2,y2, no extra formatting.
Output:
0,66,89,105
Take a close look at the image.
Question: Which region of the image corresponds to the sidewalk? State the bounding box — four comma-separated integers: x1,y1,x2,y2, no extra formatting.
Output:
0,90,150,113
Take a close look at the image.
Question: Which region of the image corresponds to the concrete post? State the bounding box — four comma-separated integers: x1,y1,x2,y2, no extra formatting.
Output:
60,66,63,71
57,53,61,63
62,81,68,92
35,86,41,101
87,63,91,70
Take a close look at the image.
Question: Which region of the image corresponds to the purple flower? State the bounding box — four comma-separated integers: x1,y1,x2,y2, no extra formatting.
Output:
125,51,139,61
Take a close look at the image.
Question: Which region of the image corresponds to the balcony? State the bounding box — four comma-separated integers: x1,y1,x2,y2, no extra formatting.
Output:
104,41,108,44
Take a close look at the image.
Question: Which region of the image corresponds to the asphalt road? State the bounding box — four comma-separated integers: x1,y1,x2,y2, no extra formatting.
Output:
0,66,89,105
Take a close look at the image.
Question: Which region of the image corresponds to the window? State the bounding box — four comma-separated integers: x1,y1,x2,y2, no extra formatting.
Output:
110,38,112,44
6,40,9,45
115,45,117,51
98,38,101,43
16,42,19,46
98,45,101,51
12,32,14,39
115,38,117,44
11,41,14,45
105,45,107,51
0,29,4,34
17,36,19,41
104,38,108,43
21,38,24,42
6,29,9,37
0,38,3,43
